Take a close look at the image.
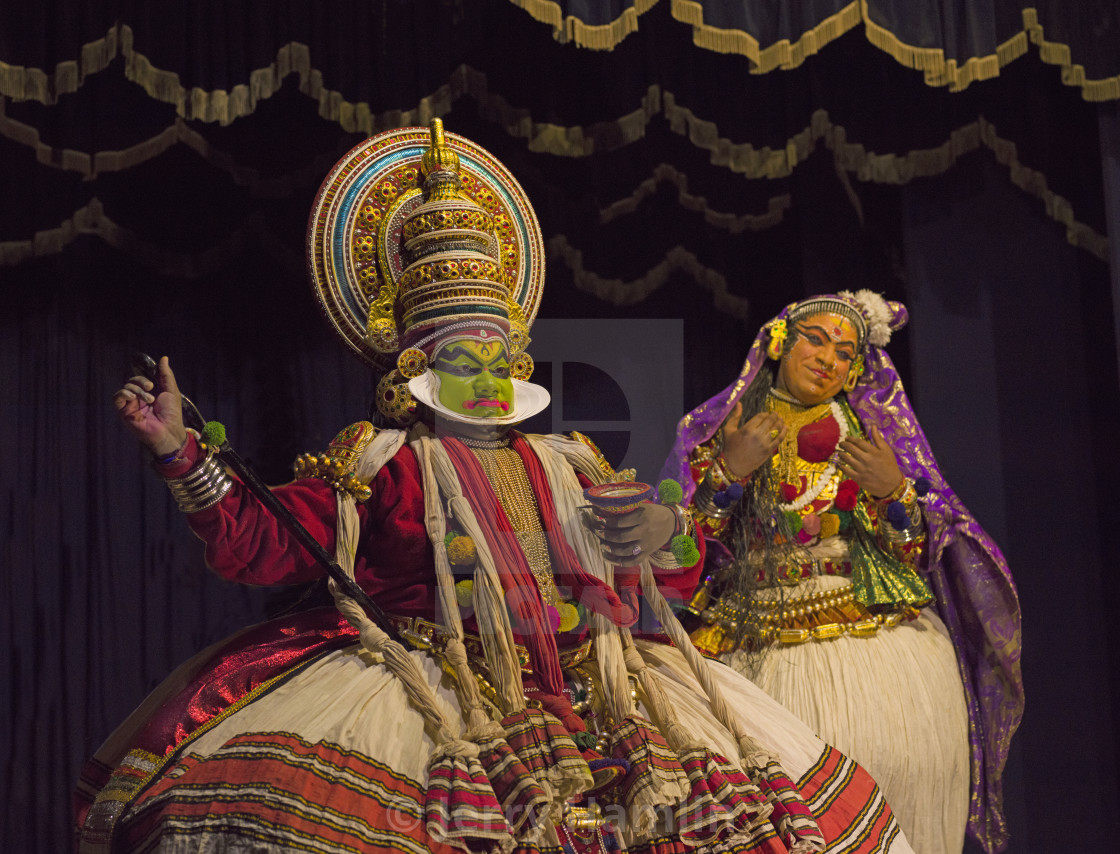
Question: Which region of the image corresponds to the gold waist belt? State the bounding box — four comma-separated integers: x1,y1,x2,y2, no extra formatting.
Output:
691,584,918,657
387,613,595,674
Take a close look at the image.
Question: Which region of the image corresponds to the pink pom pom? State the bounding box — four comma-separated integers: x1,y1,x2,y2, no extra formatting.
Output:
796,528,813,544
545,605,561,632
801,513,822,536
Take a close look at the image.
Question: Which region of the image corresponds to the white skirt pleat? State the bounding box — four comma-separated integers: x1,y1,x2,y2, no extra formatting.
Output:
725,605,969,854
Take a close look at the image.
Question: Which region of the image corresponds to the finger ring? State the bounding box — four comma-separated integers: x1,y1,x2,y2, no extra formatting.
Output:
630,545,642,556
768,428,780,440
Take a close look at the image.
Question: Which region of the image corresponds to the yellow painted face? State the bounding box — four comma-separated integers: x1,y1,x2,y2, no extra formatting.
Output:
777,312,859,404
431,337,514,418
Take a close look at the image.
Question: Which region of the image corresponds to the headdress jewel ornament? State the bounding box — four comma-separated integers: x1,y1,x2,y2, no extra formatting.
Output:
774,289,903,357
307,119,545,424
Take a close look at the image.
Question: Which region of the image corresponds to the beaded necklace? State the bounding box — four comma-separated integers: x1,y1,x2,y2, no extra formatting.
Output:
456,434,510,450
468,446,559,604
766,391,848,513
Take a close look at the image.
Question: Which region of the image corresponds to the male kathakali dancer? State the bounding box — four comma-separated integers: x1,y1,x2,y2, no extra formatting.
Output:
77,121,916,854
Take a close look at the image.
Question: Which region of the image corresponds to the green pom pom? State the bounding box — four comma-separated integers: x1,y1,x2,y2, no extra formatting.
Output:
784,510,803,534
836,510,853,533
573,730,598,750
658,478,684,505
670,534,700,567
444,532,457,547
200,420,227,447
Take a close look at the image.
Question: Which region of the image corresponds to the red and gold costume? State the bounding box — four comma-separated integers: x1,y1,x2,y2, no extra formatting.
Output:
687,392,932,654
77,126,917,854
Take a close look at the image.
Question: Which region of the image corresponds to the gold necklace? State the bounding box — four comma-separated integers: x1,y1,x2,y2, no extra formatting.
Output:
766,393,843,510
469,446,559,605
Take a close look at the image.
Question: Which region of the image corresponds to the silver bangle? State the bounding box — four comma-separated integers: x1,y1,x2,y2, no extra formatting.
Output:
693,478,734,519
164,447,234,513
880,501,924,544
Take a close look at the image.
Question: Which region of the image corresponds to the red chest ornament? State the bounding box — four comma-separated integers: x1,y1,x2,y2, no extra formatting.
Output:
796,414,841,463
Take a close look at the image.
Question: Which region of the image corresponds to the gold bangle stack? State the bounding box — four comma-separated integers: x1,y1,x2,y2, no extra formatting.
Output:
878,476,918,506
163,446,233,514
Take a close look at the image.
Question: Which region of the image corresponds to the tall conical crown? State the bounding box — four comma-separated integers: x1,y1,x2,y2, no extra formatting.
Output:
307,119,544,422
395,120,516,347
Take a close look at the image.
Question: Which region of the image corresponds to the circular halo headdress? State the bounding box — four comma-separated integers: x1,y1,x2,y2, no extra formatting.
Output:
307,119,545,423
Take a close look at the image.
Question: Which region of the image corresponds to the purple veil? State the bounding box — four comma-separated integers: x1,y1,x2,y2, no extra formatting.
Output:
660,295,1023,854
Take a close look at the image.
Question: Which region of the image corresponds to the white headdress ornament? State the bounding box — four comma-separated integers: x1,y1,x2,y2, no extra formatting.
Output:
839,289,893,348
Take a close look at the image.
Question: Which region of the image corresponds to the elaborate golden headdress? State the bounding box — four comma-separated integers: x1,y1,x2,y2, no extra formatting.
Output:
307,120,544,423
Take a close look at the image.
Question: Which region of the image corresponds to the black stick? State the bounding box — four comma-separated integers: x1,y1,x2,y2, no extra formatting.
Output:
133,354,404,646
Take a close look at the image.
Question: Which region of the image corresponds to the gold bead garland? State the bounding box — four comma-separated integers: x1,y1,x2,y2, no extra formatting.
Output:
468,446,558,605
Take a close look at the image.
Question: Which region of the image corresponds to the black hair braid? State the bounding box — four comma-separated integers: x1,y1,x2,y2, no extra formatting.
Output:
720,358,812,669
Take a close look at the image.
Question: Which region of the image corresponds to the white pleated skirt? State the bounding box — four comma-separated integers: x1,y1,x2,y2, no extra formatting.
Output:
725,581,969,854
119,640,915,853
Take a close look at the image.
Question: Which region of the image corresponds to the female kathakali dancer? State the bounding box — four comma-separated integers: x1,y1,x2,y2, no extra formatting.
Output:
661,292,1022,854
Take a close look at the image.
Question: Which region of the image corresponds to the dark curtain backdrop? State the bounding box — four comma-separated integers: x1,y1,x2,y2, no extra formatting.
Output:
1,2,1117,852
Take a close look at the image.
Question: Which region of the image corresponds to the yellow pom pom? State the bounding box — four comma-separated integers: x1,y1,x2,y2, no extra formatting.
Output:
556,602,581,633
819,513,841,539
455,579,474,608
447,535,477,566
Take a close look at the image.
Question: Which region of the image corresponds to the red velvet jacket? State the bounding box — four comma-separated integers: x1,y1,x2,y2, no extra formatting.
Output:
160,432,703,632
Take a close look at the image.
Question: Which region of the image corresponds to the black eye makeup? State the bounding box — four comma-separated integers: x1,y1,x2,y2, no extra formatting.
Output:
433,357,510,378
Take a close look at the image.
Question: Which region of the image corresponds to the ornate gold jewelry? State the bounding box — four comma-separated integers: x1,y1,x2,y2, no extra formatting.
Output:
163,445,234,513
842,352,865,392
766,392,846,512
766,319,787,360
510,351,534,380
691,579,916,656
569,431,618,481
293,453,373,503
468,445,558,605
292,422,378,503
396,347,429,379
375,369,417,425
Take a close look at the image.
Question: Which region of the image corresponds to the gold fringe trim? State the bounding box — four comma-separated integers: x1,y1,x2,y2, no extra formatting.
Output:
1,10,1115,134
1023,9,1120,102
860,0,1024,92
662,97,1107,261
0,197,301,273
2,98,1105,266
547,234,750,321
506,0,657,50
0,38,1105,263
0,27,662,158
673,1,1120,99
599,162,792,232
0,100,351,189
672,0,861,71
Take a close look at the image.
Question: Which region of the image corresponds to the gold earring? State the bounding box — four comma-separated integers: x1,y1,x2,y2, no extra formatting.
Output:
843,354,864,392
767,320,787,361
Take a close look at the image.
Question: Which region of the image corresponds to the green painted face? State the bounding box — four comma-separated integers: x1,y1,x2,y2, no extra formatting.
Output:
431,338,515,418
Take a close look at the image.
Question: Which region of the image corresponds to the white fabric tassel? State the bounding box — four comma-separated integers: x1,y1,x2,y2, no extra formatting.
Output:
424,439,526,716
524,435,635,724
410,433,496,733
636,559,776,769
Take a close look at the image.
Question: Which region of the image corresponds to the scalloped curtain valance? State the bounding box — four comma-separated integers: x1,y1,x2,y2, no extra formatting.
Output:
514,0,1120,101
